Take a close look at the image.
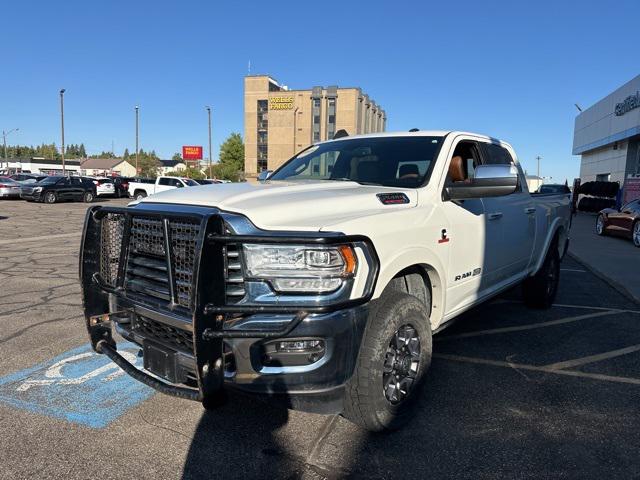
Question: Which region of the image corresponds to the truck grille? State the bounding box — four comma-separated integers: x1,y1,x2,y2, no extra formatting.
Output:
98,211,246,315
99,213,201,312
224,229,246,304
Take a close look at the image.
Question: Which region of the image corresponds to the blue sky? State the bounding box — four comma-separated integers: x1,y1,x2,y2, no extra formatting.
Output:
2,0,639,182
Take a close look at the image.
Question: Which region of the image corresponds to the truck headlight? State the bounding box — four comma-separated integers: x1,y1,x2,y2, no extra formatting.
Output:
242,244,357,293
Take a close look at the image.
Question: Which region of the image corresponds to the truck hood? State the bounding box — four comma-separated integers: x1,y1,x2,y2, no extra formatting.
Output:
135,180,418,231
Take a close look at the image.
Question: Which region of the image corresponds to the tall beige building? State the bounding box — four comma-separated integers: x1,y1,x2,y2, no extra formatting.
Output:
244,75,386,178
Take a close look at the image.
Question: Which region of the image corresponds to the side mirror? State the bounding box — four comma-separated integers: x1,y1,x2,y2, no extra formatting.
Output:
257,170,273,181
446,164,518,200
176,183,184,188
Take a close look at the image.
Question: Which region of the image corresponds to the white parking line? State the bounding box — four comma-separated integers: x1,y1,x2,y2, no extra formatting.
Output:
434,353,640,386
436,310,620,341
543,344,640,371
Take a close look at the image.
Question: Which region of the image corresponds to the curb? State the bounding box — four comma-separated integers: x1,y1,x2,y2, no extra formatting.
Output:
568,252,640,307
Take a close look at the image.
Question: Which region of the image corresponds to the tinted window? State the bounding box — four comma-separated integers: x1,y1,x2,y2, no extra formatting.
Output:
183,179,199,186
38,176,64,185
484,144,514,165
71,177,83,185
270,136,444,188
158,178,172,186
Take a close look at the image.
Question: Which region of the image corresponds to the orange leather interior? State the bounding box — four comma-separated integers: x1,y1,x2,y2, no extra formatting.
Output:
449,156,465,182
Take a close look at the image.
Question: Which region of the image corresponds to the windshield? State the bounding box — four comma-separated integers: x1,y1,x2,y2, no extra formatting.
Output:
37,176,64,185
183,179,199,186
269,136,444,188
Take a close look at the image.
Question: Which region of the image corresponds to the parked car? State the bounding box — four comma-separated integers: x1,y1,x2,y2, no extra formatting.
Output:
80,130,572,432
536,184,571,194
0,176,22,198
194,179,223,185
112,177,133,198
128,176,199,200
596,198,640,247
21,176,96,203
86,177,116,197
10,173,47,183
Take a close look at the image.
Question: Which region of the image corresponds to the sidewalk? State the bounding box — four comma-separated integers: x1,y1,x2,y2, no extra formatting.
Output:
568,212,640,304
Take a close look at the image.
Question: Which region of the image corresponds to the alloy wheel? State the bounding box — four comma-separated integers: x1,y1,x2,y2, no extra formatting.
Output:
383,324,421,405
596,216,604,235
634,222,640,247
45,192,56,204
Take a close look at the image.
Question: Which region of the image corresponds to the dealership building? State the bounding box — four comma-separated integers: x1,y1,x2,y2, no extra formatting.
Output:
244,75,386,178
573,74,640,189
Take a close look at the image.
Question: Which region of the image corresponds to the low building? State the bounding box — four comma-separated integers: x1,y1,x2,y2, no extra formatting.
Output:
80,158,136,177
244,75,386,178
526,175,544,192
0,157,81,175
159,159,187,175
573,74,640,187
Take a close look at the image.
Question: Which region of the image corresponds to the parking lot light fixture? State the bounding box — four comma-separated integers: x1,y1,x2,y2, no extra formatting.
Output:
60,89,66,175
135,106,140,175
206,106,212,179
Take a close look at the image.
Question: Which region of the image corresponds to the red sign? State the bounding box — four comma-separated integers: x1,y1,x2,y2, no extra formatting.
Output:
182,145,203,160
623,177,640,203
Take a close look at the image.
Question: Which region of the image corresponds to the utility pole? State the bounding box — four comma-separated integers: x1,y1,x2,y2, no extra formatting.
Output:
206,106,212,179
535,155,542,178
2,128,19,169
135,106,139,174
60,89,66,175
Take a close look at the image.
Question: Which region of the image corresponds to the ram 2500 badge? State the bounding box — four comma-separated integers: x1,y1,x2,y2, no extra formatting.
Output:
80,131,571,431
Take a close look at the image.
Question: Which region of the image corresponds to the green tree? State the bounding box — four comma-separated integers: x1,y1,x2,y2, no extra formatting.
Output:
135,149,161,177
79,143,87,158
123,148,130,159
165,167,204,180
213,133,244,181
172,152,183,161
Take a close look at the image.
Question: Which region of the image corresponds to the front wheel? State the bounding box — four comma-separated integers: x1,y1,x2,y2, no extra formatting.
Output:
596,214,606,236
633,221,640,248
44,191,57,204
523,242,560,309
343,291,432,432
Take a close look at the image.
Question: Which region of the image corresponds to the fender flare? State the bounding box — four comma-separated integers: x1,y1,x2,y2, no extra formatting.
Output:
373,247,447,328
530,217,568,275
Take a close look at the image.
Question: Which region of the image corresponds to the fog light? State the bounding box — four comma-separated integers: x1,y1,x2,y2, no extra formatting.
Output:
276,339,324,353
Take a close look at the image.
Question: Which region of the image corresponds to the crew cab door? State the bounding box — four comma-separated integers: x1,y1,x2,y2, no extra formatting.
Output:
479,142,535,285
440,139,487,313
155,177,176,193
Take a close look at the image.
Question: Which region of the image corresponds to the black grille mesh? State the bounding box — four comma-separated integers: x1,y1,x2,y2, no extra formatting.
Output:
99,213,125,287
170,221,201,308
134,316,194,352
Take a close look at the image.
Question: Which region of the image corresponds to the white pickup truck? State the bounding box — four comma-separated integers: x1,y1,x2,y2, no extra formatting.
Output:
128,176,199,200
81,130,571,432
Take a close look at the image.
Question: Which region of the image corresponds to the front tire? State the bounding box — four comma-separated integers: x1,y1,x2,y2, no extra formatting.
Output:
596,214,606,236
632,221,640,248
523,241,560,309
44,191,57,204
343,291,432,432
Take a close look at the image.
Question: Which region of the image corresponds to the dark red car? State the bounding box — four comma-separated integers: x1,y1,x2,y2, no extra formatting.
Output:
596,198,640,247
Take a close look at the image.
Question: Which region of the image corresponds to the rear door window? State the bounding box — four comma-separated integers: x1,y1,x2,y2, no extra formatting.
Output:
158,178,172,186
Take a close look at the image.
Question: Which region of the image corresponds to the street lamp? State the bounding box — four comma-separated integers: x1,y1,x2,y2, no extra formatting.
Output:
60,89,66,175
535,155,542,178
206,106,212,179
135,106,139,174
2,127,19,169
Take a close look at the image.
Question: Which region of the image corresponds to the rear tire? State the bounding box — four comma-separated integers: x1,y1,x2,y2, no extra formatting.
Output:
343,291,432,432
44,191,56,204
523,241,560,309
134,190,147,200
595,214,606,236
83,191,94,203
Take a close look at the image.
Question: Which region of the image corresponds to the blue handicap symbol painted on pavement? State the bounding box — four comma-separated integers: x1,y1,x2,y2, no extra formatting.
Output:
0,342,155,428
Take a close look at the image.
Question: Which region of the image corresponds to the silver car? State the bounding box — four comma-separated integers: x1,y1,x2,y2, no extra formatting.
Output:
0,176,22,198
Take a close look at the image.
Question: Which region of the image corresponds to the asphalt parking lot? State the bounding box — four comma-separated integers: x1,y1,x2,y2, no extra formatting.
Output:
1,199,639,479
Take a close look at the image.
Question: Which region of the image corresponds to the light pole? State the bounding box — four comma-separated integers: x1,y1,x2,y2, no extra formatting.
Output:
293,107,299,156
206,106,212,179
2,127,19,169
60,89,66,175
535,155,542,178
135,106,139,174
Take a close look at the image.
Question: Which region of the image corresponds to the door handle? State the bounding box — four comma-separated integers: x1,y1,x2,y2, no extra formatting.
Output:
525,207,536,214
488,212,503,220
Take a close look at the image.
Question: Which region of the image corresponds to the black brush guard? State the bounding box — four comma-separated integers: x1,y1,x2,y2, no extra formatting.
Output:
80,205,378,404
